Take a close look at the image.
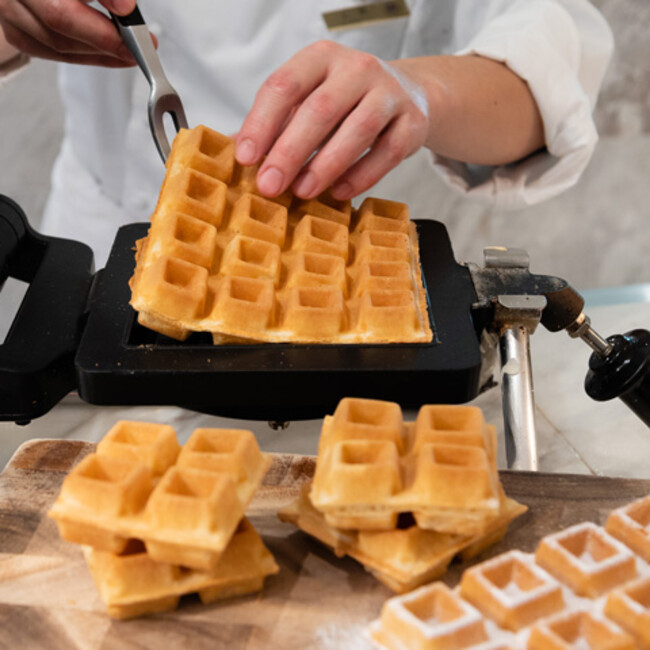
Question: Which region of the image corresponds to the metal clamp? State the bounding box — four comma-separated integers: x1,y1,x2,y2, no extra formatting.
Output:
469,247,547,471
493,294,546,471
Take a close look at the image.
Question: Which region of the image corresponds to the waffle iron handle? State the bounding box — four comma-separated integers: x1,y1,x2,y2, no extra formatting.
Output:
493,295,547,471
0,196,94,423
499,325,539,471
0,196,27,288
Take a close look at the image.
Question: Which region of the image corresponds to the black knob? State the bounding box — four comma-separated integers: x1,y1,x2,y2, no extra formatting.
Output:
585,329,650,426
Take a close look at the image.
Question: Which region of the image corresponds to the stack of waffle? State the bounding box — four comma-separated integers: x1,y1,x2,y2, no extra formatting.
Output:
369,495,650,649
279,397,527,593
48,421,278,619
129,125,432,344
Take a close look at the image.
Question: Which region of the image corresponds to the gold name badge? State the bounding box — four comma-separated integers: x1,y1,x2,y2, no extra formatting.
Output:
322,0,410,31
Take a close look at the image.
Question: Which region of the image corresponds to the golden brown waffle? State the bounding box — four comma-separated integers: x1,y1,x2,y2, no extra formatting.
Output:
129,125,432,344
535,522,638,598
369,497,650,649
606,495,650,564
527,610,636,650
48,421,271,571
368,583,489,649
460,550,566,632
278,483,527,594
309,399,502,535
84,518,279,620
604,577,650,649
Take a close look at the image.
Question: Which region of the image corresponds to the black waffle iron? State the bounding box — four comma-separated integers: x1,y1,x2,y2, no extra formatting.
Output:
0,196,483,423
1,195,648,470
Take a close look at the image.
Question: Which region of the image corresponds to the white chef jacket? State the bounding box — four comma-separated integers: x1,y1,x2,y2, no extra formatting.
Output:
30,0,612,266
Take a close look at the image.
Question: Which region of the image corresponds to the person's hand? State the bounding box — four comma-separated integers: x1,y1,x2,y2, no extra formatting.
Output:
235,40,429,201
0,0,146,67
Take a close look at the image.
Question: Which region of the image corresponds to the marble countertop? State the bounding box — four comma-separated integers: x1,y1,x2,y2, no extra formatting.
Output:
1,302,649,478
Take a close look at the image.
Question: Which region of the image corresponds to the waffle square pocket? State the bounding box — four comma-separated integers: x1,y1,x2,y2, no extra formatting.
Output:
355,230,411,264
604,576,650,649
324,397,405,450
96,421,180,476
319,440,402,530
356,196,410,234
220,235,282,284
357,289,419,338
459,550,565,631
209,276,275,334
162,167,228,227
369,583,489,650
535,522,638,598
292,215,349,260
130,124,432,344
528,609,636,650
295,194,351,226
410,443,499,535
54,454,153,552
172,124,235,182
352,261,413,297
229,193,288,247
286,251,347,294
283,286,345,338
606,495,650,563
412,405,492,452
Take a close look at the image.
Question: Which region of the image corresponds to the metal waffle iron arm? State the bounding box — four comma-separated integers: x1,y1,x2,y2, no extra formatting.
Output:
111,5,188,161
469,247,650,472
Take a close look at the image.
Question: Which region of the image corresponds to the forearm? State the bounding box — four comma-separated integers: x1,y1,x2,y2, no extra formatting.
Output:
392,54,545,166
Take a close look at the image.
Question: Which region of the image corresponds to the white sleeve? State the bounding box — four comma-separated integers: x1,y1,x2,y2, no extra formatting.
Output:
0,53,30,89
431,0,614,210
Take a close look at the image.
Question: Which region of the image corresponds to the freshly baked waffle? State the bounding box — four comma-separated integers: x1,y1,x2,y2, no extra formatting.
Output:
279,483,526,594
49,421,277,619
527,609,636,650
535,522,638,598
310,399,502,535
605,577,650,649
49,421,271,570
84,518,279,620
369,498,650,649
460,550,565,632
606,495,650,563
129,125,432,344
279,399,526,594
368,582,489,649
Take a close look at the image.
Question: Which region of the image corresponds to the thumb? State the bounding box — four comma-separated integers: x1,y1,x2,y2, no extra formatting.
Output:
98,0,137,17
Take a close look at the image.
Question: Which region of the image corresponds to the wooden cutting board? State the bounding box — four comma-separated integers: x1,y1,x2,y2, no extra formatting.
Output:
1,439,649,649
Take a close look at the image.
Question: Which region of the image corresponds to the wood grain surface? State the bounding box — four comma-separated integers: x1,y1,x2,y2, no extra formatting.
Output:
1,439,649,649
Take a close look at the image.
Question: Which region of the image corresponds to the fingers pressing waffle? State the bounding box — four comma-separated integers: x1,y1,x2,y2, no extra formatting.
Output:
49,421,271,571
129,125,432,344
